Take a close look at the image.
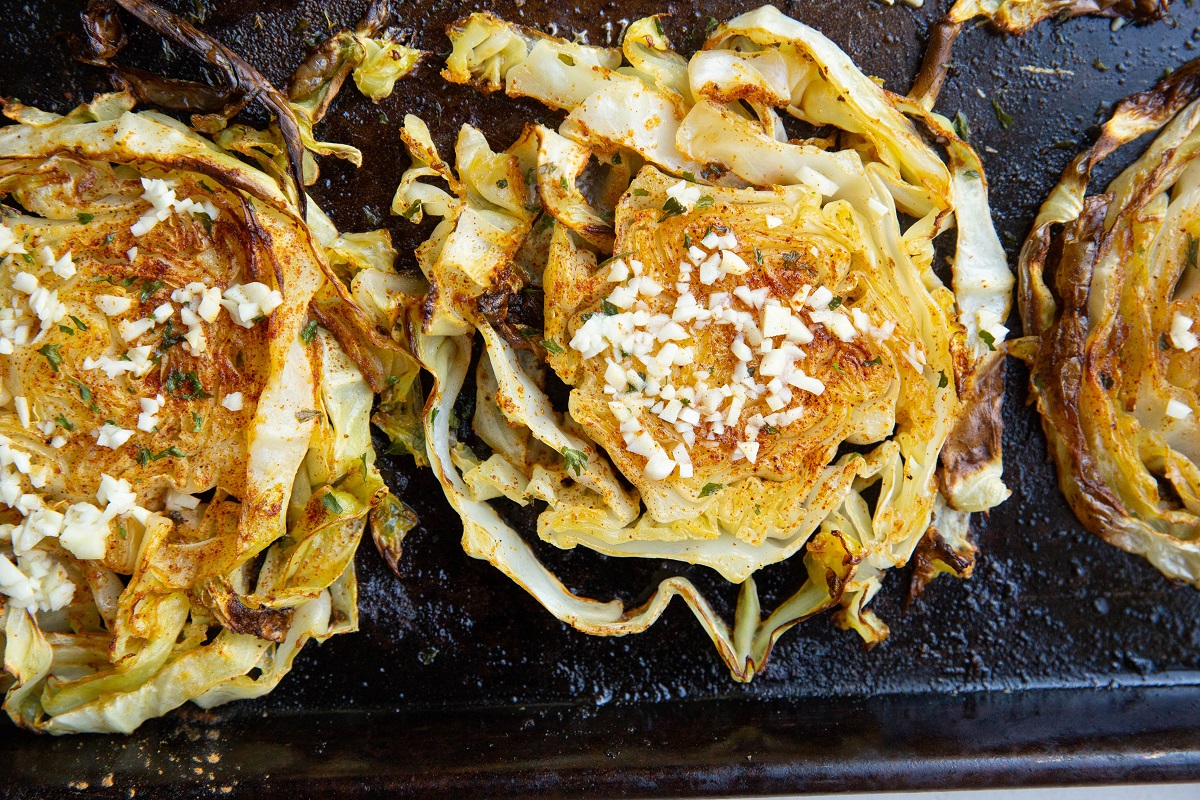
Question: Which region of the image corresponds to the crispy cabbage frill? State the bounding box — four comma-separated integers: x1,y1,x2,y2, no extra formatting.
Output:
1016,60,1200,585
391,6,1013,679
0,93,408,734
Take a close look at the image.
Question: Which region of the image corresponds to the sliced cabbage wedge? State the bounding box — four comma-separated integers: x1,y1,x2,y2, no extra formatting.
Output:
1016,59,1200,585
0,93,395,734
394,6,1012,680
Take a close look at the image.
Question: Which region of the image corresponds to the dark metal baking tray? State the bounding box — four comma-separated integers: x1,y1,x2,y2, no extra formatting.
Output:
2,0,1200,797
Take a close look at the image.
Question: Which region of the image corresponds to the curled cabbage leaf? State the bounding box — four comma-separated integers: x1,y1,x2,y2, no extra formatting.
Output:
911,0,1169,108
0,93,389,734
1015,59,1200,585
397,6,1012,680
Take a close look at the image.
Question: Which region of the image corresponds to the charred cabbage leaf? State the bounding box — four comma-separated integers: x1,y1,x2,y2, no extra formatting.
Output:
1016,59,1200,585
387,7,1013,680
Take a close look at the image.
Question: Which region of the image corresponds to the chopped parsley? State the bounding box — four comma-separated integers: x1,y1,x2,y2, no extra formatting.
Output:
77,212,95,224
69,378,94,406
164,369,212,400
952,110,971,142
541,339,565,355
763,424,780,435
38,344,63,373
600,299,619,316
54,414,73,431
139,279,164,303
754,246,763,266
69,315,88,332
321,493,345,515
496,178,508,189
1186,233,1198,271
300,319,320,344
660,197,687,220
136,445,186,466
192,412,203,432
401,200,423,220
682,171,697,182
863,356,882,367
58,325,74,336
192,211,214,234
561,447,588,476
699,482,722,498
938,370,949,389
558,52,575,67
828,295,843,310
156,321,185,355
695,196,715,210
631,187,649,197
978,330,997,351
782,251,801,268
991,97,1013,129
599,251,634,268
559,176,570,191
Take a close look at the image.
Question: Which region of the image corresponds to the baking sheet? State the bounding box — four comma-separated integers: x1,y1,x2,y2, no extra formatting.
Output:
1,0,1200,797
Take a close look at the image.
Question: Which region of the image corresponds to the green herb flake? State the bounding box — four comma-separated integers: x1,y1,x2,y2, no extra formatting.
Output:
496,178,508,189
321,492,345,515
828,296,843,310
69,315,88,332
558,52,576,67
192,412,203,433
938,370,949,389
601,299,619,316
164,369,212,400
561,447,588,476
599,250,634,268
58,324,74,336
69,379,93,405
139,279,164,303
699,482,722,498
660,197,687,220
683,232,692,248
300,319,320,344
38,344,63,373
653,17,665,36
631,187,649,197
611,152,622,165
54,414,73,431
978,329,997,351
1186,233,1198,271
401,200,423,220
991,97,1013,129
192,211,214,234
763,424,780,435
136,445,187,466
77,212,95,224
782,251,801,268
695,196,715,211
754,246,763,266
542,339,565,355
863,356,882,367
704,16,719,35
951,110,971,142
